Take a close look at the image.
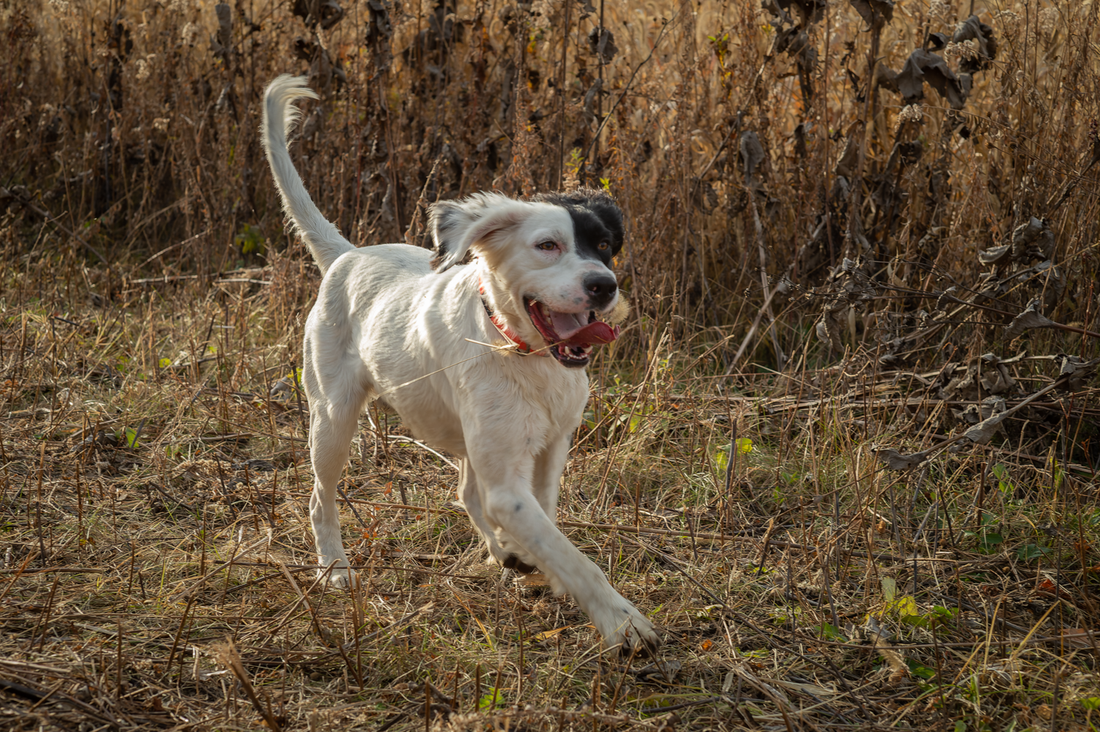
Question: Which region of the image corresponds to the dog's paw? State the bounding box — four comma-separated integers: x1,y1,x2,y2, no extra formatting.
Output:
317,559,356,589
595,604,660,658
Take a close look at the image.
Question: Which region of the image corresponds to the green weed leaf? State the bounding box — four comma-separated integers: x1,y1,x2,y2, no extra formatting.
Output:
1017,544,1052,562
478,688,504,710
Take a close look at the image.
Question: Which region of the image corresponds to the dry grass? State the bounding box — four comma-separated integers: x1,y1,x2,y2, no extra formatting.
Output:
3,0,1100,729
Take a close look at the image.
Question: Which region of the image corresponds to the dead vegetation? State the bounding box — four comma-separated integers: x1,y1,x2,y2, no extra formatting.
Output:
2,0,1100,729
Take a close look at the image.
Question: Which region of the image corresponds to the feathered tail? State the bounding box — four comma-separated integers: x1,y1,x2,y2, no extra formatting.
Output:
261,75,354,275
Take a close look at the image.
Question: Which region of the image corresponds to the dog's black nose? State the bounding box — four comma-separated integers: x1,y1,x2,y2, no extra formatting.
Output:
584,273,618,307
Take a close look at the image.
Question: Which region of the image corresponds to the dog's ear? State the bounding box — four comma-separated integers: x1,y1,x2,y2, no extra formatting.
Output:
428,194,525,271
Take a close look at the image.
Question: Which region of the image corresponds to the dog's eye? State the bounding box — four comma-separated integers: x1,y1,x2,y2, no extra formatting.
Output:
536,241,557,252
597,240,610,251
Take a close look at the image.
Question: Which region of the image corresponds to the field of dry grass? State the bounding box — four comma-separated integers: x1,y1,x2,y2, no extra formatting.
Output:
3,0,1100,729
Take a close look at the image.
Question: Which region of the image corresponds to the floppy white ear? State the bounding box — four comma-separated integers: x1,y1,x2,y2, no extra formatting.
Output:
429,193,527,271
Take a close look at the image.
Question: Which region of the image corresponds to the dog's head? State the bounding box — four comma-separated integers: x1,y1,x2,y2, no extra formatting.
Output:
429,189,626,368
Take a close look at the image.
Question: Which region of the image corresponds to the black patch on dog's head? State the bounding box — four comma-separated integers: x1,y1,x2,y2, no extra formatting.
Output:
533,188,624,265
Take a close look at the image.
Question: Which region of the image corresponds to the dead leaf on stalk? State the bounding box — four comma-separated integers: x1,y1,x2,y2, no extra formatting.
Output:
962,402,1009,445
902,49,967,108
214,3,232,62
767,0,827,26
979,217,1053,266
953,15,998,72
1011,217,1054,260
878,48,966,109
927,32,948,51
740,131,765,189
365,0,392,42
815,311,843,352
1054,355,1100,391
587,27,618,64
582,79,602,125
874,447,929,471
979,353,1019,394
1004,300,1056,340
293,0,346,30
940,362,979,401
977,243,1011,266
834,123,862,178
691,178,718,213
849,0,894,28
956,396,1007,425
875,64,899,96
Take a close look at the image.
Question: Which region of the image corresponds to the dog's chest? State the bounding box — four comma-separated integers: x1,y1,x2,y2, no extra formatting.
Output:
480,358,590,443
398,356,589,457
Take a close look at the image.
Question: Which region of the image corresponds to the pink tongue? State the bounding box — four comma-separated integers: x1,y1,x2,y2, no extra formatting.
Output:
562,321,619,348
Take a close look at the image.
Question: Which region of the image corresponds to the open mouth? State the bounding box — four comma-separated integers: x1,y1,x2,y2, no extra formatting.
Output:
524,298,620,367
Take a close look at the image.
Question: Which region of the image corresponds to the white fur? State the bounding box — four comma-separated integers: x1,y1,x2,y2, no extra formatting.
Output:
262,75,659,655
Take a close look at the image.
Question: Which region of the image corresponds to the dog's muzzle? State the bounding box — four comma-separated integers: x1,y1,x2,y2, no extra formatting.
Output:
524,298,619,368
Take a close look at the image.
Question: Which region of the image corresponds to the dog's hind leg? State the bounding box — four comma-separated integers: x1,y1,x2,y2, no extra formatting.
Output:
307,391,366,588
532,438,568,526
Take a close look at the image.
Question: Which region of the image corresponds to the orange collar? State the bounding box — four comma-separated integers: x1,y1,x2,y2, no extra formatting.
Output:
478,280,549,357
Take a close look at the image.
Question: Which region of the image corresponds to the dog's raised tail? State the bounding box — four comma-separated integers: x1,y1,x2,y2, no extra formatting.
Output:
262,75,354,275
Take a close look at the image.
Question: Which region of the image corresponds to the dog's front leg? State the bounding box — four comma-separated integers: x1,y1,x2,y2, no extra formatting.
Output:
474,451,660,656
456,458,510,566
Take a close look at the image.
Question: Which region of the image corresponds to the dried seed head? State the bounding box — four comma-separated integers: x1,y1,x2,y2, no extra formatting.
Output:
897,103,924,131
530,0,553,33
994,10,1021,41
928,0,954,26
943,38,979,66
136,56,155,81
1038,7,1058,38
1026,87,1047,115
181,21,200,46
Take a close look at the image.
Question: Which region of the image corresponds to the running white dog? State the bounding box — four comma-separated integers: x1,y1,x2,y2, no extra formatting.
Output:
261,75,658,655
